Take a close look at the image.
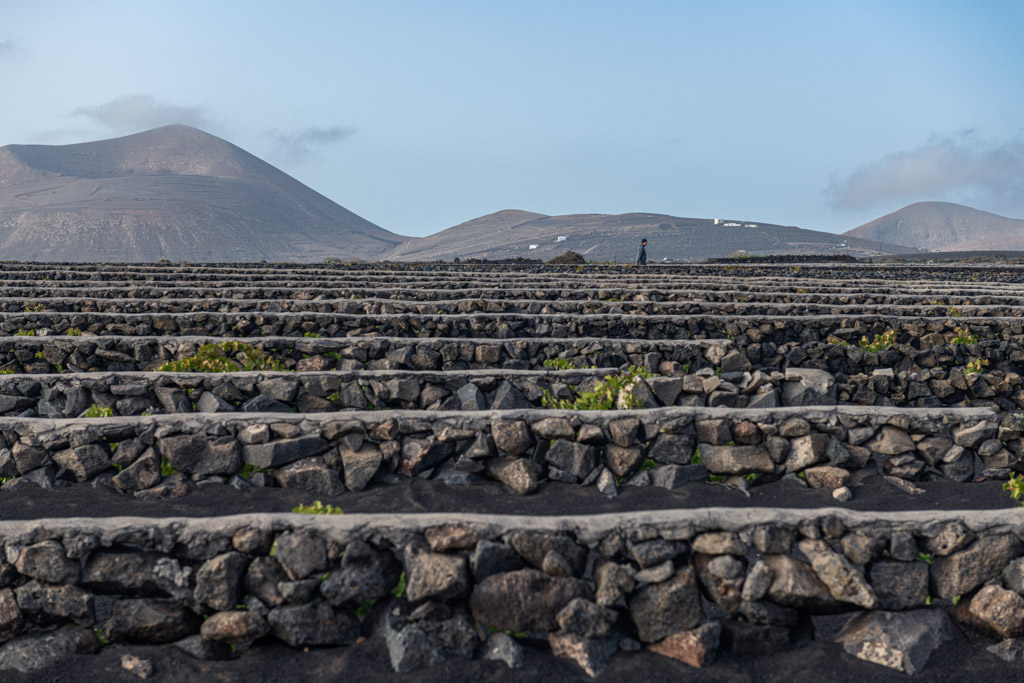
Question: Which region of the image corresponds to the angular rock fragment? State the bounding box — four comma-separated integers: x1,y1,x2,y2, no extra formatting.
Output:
629,568,703,643
268,601,359,647
931,534,1023,598
549,631,618,677
200,610,270,644
485,457,542,495
648,621,721,667
953,585,1024,638
470,569,591,632
835,609,951,675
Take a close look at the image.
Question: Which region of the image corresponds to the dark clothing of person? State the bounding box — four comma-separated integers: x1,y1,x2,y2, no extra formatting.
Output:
636,244,647,265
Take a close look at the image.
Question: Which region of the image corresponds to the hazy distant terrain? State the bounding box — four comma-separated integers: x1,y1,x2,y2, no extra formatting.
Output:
387,210,922,262
845,201,1024,252
0,125,404,262
0,125,943,263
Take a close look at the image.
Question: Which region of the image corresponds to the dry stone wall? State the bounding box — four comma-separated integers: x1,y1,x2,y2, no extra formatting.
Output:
0,509,1022,676
2,261,1024,678
0,407,1009,499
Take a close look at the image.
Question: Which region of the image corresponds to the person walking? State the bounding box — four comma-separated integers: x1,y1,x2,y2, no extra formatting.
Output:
635,238,648,267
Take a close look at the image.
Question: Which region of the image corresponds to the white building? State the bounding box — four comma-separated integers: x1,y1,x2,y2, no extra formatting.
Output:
529,244,539,250
556,236,567,242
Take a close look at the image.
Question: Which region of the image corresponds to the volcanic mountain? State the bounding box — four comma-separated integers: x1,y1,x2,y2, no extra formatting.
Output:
0,125,404,262
844,202,1024,252
387,210,921,262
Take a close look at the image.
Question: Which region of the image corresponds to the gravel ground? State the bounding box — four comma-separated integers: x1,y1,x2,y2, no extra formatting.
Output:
0,474,1016,520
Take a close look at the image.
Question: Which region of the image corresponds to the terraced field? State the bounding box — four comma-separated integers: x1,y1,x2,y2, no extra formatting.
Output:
1,261,1024,681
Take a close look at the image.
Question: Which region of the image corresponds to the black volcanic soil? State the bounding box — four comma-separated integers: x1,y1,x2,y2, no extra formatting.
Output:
0,474,1014,521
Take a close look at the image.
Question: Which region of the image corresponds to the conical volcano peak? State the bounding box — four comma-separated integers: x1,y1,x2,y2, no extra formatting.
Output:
0,126,406,262
2,124,265,180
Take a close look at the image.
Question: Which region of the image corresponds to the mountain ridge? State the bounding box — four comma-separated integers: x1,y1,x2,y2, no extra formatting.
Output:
0,125,405,262
1,125,940,263
844,201,1024,251
387,210,921,262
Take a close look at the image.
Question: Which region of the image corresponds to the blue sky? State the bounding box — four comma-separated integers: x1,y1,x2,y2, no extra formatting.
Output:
2,0,1022,236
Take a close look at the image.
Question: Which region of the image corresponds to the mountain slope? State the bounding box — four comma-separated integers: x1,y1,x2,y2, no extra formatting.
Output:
844,202,1024,251
0,125,405,262
388,211,921,262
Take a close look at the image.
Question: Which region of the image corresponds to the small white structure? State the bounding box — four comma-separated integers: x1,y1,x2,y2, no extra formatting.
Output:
743,223,758,228
713,219,722,225
556,236,567,242
723,222,741,227
528,244,539,250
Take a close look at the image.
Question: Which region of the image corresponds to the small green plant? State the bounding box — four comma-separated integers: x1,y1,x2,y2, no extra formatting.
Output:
640,458,657,471
292,500,344,515
951,327,978,345
66,327,82,336
543,358,574,371
34,351,44,360
965,358,989,374
541,366,653,410
947,306,963,318
690,447,702,465
83,404,113,418
859,329,897,353
93,628,110,646
23,303,46,313
1004,472,1024,506
917,552,933,565
240,464,270,480
0,369,13,375
12,329,34,336
327,391,340,403
355,599,378,618
952,594,962,606
486,625,529,639
157,341,284,372
391,572,407,598
161,457,178,477
303,331,322,338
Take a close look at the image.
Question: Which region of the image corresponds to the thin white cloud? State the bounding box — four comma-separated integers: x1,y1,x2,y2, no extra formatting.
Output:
73,94,211,134
826,131,1024,217
266,125,356,163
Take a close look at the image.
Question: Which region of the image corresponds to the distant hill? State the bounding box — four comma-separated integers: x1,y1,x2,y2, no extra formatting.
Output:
387,210,921,262
0,125,405,262
844,202,1024,251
